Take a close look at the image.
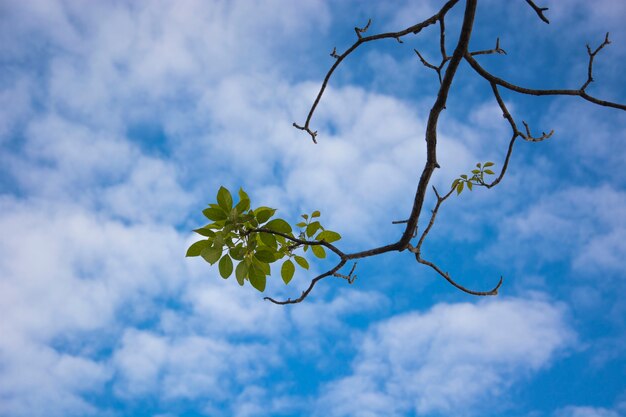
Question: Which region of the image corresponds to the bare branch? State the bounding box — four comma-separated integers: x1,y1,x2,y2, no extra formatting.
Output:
581,33,611,91
524,0,550,24
292,0,461,142
464,52,626,111
521,120,554,142
354,18,372,39
470,37,507,56
264,259,347,305
407,187,502,296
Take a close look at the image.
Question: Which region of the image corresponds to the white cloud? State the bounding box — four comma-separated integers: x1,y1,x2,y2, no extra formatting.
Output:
554,405,622,417
480,185,626,277
317,297,575,417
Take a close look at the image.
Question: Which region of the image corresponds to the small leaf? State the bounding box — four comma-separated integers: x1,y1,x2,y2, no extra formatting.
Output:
456,182,464,195
281,260,295,284
303,244,309,252
306,221,321,238
235,260,248,285
301,214,309,220
193,227,216,237
235,198,250,214
484,169,495,175
460,174,468,179
296,222,307,228
316,230,341,243
254,207,277,224
484,161,495,167
476,162,481,168
248,265,266,292
203,207,227,221
311,210,321,218
186,240,209,257
238,188,250,202
201,245,222,265
467,181,473,191
471,169,480,174
311,245,326,259
451,179,460,189
217,186,233,212
259,232,277,249
294,255,309,270
255,249,277,263
219,255,233,279
229,246,246,261
265,218,292,234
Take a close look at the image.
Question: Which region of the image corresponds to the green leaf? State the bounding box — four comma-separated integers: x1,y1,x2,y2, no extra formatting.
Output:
456,182,464,195
248,265,266,292
193,227,216,237
451,178,460,189
235,261,248,285
201,245,222,265
316,230,341,243
229,246,246,261
218,255,233,279
238,188,250,202
294,255,309,270
311,245,326,259
186,240,209,257
460,174,468,179
306,221,321,238
471,169,480,174
484,161,495,167
259,232,277,249
254,207,276,224
203,207,227,221
301,214,309,220
281,260,295,284
476,162,481,168
265,218,292,234
253,258,271,275
484,169,495,175
217,186,233,212
467,181,473,191
311,210,321,218
255,248,277,263
296,222,307,228
235,198,250,214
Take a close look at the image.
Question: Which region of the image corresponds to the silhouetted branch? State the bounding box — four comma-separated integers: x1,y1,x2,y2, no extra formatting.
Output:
524,0,550,24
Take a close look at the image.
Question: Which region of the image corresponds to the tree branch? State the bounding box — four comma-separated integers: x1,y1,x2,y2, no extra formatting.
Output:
524,0,550,24
293,0,462,143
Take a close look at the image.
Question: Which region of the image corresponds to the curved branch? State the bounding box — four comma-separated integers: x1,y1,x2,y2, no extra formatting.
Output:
293,0,461,143
464,52,626,111
264,259,347,305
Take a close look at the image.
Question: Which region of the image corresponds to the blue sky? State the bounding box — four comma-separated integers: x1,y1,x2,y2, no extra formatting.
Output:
1,1,625,416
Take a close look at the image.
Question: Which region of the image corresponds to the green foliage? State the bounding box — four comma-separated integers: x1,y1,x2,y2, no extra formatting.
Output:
451,161,496,195
186,187,342,292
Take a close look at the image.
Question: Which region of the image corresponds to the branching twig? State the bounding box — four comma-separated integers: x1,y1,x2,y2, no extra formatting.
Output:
465,52,626,111
581,33,611,91
524,0,550,24
355,18,372,39
292,0,461,143
470,37,507,56
521,120,554,142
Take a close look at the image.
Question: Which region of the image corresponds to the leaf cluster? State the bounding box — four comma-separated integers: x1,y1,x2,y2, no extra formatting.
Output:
186,187,341,292
451,161,495,194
